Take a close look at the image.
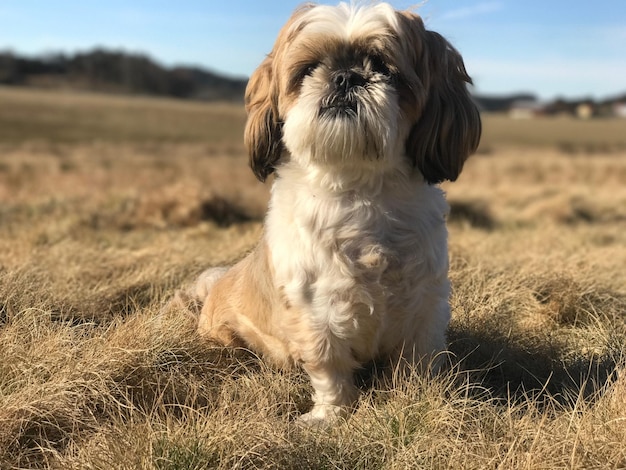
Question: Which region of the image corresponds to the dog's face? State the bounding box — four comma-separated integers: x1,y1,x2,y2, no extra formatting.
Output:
245,2,481,184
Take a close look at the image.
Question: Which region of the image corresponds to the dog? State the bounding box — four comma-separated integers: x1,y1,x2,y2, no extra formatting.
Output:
192,2,481,424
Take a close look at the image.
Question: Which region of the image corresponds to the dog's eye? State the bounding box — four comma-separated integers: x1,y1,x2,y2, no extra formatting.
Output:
370,55,391,76
299,62,318,79
289,62,319,93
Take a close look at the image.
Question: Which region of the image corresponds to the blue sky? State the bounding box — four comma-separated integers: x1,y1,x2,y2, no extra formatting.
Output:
1,1,624,100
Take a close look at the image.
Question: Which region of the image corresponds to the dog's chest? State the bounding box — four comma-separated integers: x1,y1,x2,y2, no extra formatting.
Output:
267,183,437,334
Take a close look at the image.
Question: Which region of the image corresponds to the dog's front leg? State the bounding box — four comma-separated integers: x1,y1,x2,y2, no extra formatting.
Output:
299,362,357,426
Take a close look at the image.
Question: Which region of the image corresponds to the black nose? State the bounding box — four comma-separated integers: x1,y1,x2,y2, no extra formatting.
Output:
333,70,366,93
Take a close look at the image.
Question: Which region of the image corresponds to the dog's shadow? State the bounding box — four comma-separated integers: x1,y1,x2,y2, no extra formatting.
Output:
350,324,621,411
443,325,621,408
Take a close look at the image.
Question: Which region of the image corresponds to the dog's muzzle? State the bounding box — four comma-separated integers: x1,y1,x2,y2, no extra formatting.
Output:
319,69,366,118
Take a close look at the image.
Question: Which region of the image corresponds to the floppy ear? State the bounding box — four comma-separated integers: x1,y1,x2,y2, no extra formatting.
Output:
403,21,481,184
244,55,283,182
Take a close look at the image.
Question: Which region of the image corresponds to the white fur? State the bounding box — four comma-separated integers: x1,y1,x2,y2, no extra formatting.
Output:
291,2,399,40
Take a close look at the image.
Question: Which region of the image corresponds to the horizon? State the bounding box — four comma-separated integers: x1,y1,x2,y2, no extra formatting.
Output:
1,1,624,101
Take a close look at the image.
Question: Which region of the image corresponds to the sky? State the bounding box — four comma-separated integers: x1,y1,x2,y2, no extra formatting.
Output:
1,1,624,100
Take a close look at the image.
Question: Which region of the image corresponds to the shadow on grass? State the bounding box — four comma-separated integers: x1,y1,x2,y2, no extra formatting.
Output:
200,196,257,227
448,200,495,230
447,325,621,407
0,280,165,327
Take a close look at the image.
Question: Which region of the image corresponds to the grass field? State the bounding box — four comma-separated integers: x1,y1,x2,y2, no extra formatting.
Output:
1,86,626,469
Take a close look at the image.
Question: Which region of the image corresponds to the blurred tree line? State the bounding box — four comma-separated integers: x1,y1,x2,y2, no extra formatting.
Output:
0,48,247,101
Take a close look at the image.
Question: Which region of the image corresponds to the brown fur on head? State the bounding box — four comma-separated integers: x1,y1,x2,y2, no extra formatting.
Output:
397,11,482,184
244,55,282,182
244,4,481,184
244,5,315,182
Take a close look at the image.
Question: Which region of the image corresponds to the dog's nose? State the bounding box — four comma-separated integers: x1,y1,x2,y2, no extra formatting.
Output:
333,70,366,93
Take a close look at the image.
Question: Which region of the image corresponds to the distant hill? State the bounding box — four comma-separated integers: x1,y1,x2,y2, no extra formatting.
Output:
1,49,624,115
0,49,247,102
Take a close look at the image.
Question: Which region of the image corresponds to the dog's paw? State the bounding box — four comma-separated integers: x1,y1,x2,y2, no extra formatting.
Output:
298,404,346,428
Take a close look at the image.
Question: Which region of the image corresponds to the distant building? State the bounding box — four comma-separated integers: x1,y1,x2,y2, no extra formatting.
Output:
509,100,544,119
576,102,594,120
613,103,626,118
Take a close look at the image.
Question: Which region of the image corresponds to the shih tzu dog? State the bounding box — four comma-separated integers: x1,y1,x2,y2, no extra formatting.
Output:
193,2,481,424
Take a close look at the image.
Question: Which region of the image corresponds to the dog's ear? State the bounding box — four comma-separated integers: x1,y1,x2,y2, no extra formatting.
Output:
400,14,481,184
244,55,283,182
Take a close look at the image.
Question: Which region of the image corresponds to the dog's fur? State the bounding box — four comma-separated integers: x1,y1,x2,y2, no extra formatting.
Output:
193,2,481,424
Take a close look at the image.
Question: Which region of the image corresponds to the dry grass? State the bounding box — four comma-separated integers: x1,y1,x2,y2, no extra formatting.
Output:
479,114,626,153
1,87,625,469
0,86,246,145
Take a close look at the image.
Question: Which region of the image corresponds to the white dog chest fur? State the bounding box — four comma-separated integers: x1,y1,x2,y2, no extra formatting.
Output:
266,161,451,364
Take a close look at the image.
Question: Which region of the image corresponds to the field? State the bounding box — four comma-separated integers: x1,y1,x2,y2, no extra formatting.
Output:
1,86,626,469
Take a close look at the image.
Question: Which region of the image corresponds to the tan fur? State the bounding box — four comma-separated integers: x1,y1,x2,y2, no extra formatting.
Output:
197,243,294,368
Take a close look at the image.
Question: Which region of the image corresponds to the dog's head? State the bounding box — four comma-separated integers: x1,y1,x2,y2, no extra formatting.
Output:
245,2,481,184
